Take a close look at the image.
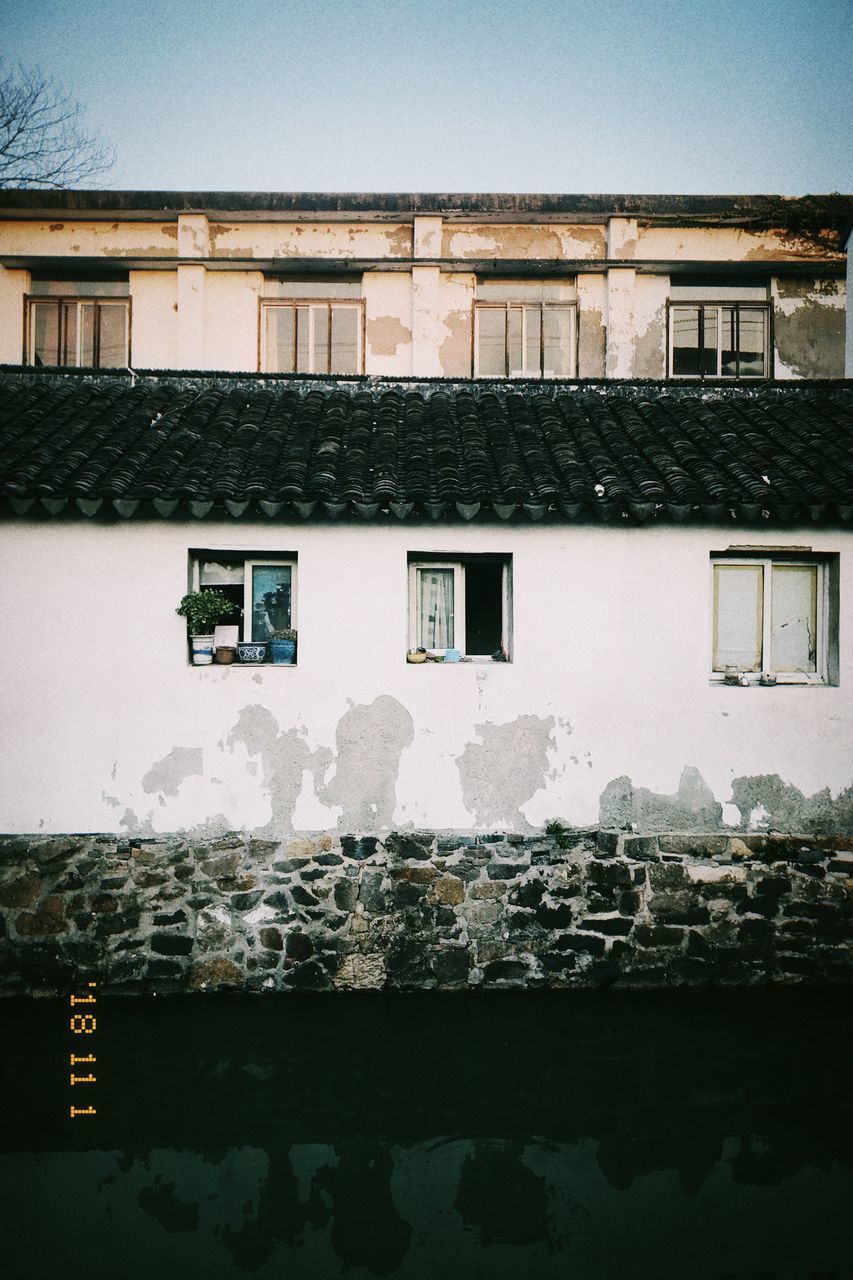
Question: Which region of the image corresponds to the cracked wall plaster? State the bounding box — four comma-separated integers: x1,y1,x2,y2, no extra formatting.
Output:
142,746,204,797
456,715,555,830
318,696,414,832
600,766,723,832
227,705,332,836
730,774,853,835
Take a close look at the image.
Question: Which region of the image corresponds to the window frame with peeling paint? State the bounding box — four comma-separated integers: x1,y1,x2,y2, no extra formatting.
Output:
468,294,573,378
259,295,364,375
407,555,512,662
709,552,838,685
25,287,131,370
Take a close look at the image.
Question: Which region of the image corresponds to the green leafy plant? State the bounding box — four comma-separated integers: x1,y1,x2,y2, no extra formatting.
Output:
270,627,297,641
544,819,573,850
176,589,234,634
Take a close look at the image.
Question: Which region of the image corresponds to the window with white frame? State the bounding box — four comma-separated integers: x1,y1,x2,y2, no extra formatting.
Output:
711,553,838,684
669,279,769,379
474,280,576,378
408,555,512,661
27,279,130,368
260,280,363,375
194,552,298,642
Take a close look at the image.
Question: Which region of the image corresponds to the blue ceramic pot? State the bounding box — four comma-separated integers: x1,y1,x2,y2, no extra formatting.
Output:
237,641,268,664
269,637,296,665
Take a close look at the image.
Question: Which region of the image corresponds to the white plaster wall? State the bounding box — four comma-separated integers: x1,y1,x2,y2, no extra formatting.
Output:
364,273,413,376
204,272,263,372
0,519,850,836
129,271,178,369
0,267,27,363
206,221,412,260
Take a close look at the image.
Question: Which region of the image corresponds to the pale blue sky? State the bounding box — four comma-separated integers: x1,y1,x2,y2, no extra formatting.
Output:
2,0,852,193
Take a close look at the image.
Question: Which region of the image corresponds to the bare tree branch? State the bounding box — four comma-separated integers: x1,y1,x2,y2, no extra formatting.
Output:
0,62,114,188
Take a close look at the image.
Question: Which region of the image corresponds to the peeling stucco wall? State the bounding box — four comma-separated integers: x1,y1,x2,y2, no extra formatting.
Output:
1,519,851,840
772,278,846,379
441,223,606,260
457,716,555,829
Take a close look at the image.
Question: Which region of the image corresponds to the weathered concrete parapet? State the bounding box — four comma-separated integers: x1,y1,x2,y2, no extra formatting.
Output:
1,829,851,996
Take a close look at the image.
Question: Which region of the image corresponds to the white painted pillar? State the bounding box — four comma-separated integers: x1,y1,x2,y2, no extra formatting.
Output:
605,219,639,379
176,214,209,371
411,216,444,377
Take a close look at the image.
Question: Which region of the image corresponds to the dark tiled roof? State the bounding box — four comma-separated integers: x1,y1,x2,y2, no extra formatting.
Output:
1,369,852,524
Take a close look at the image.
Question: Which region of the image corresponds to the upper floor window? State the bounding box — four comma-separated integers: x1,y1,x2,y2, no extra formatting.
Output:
260,280,363,375
27,279,130,369
474,280,576,379
669,279,769,379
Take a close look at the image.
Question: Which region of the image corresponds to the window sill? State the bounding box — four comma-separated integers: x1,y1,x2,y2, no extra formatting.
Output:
710,676,829,687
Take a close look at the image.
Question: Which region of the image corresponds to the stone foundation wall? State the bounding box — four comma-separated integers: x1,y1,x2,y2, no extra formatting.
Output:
1,829,852,996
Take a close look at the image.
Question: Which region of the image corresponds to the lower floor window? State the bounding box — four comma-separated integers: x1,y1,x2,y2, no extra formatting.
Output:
408,556,511,660
195,553,298,642
711,554,837,683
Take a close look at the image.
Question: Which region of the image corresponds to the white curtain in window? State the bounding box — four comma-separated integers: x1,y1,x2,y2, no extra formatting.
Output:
418,569,454,648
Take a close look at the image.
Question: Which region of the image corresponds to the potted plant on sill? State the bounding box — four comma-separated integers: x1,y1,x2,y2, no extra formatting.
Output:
269,627,297,665
176,590,235,665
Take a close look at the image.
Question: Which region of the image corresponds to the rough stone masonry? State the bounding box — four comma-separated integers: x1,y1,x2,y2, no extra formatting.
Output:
1,829,852,996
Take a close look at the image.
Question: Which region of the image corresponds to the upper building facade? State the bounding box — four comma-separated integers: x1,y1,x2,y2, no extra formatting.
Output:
0,190,850,382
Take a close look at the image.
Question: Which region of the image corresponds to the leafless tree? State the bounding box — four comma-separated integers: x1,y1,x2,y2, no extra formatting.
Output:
0,62,114,188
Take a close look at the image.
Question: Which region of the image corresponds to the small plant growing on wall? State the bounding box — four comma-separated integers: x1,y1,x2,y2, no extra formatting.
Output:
544,819,573,850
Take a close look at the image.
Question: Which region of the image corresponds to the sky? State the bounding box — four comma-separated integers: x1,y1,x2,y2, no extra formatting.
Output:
2,0,852,194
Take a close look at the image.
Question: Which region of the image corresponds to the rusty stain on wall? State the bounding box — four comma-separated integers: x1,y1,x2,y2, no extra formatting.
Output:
600,767,724,832
730,775,853,835
228,705,332,835
142,746,204,797
368,315,412,358
439,308,473,377
318,696,414,831
456,715,555,829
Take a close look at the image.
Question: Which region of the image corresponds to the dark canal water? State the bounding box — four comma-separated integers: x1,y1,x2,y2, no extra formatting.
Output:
2,989,853,1279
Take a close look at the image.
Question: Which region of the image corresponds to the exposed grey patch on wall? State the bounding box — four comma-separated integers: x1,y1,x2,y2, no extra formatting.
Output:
600,766,723,832
633,304,667,378
774,285,845,378
142,746,204,797
101,792,120,809
730,774,853,834
457,715,555,830
119,808,156,836
318,696,414,831
227,705,332,836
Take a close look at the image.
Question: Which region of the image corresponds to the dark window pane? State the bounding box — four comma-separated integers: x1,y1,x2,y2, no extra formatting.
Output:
738,308,766,377
672,308,701,375
465,561,503,655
